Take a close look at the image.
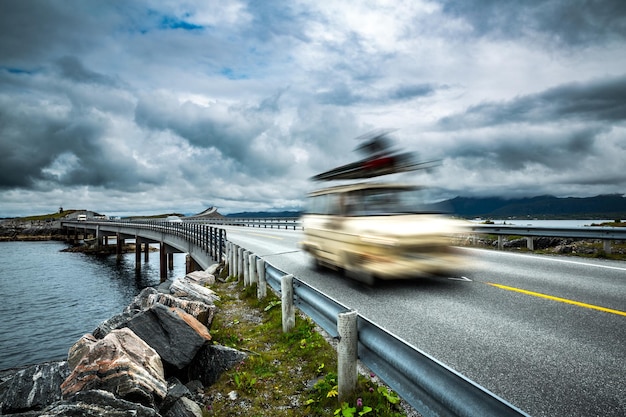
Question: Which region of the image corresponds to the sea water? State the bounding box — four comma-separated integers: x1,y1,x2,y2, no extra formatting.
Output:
0,240,186,370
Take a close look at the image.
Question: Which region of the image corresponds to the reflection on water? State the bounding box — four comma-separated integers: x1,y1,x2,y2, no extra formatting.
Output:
0,241,187,370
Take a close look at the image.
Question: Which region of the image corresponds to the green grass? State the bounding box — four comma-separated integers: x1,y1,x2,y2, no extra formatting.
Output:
203,272,408,416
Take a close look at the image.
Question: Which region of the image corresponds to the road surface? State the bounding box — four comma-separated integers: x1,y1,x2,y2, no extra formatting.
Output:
222,226,626,417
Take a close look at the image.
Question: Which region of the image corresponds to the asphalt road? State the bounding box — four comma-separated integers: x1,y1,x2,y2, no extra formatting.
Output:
223,226,626,417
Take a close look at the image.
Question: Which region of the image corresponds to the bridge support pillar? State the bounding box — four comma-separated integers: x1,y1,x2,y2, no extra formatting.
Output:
135,237,142,273
116,233,123,261
159,242,167,283
186,255,201,274
144,242,149,262
168,252,174,271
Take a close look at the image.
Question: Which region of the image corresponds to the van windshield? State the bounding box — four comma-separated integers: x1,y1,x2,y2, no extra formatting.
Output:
307,187,445,216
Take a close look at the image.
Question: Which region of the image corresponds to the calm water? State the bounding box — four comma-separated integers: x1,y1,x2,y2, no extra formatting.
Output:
0,241,187,370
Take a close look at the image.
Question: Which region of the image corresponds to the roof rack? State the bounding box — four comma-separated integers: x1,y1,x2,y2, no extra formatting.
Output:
311,129,439,181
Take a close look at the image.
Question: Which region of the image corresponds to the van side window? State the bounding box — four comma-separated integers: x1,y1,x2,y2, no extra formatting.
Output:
307,194,329,214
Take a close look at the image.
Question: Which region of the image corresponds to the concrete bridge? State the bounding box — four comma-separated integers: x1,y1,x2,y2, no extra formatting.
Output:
61,220,226,281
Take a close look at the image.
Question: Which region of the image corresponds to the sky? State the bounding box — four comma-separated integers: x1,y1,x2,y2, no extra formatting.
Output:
1,0,625,217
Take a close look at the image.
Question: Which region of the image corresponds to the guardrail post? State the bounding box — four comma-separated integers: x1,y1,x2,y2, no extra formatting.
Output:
281,274,295,333
257,258,267,299
231,244,238,278
243,250,250,286
497,235,504,250
238,247,244,281
603,240,612,254
249,253,258,285
526,237,534,251
337,310,358,401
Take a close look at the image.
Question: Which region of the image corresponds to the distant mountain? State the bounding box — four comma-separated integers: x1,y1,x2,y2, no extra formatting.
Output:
447,194,626,219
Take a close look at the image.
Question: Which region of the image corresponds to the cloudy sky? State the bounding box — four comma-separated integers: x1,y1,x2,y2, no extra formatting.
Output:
1,0,625,217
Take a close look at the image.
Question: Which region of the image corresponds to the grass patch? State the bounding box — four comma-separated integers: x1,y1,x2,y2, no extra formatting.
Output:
204,277,409,416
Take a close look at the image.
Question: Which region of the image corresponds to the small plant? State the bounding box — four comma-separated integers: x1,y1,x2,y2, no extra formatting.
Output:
306,372,404,416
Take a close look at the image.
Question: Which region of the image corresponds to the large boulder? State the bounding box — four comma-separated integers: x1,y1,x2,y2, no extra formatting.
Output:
170,278,220,305
61,328,166,407
93,287,217,339
40,389,160,417
145,292,216,328
185,270,216,286
186,344,247,387
0,361,69,414
124,303,211,371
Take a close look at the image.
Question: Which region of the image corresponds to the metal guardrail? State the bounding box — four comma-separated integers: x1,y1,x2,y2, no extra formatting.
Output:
468,223,626,240
191,217,302,230
61,220,227,264
236,245,530,417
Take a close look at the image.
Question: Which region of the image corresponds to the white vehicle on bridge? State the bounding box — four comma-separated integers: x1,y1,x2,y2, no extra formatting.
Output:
300,182,465,284
301,130,466,284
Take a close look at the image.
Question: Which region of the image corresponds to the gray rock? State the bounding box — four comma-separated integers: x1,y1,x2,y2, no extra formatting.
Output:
125,303,211,370
186,344,247,387
92,310,135,339
125,287,160,313
185,270,215,286
159,377,192,414
41,389,159,417
149,292,217,327
164,396,203,417
0,361,69,414
170,278,220,305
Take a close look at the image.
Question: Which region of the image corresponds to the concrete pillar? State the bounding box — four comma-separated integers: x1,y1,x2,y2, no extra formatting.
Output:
186,255,200,274
337,310,358,401
144,242,149,262
257,258,266,299
497,235,504,250
281,274,295,333
168,252,174,270
116,233,123,261
159,242,167,283
526,237,534,251
603,240,612,254
135,236,141,273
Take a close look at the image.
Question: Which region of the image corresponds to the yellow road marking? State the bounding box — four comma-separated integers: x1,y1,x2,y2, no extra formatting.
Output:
486,282,626,317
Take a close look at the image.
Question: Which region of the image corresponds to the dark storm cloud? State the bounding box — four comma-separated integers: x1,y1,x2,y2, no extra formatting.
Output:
316,82,441,105
439,0,626,45
0,1,119,66
55,56,117,86
439,74,626,128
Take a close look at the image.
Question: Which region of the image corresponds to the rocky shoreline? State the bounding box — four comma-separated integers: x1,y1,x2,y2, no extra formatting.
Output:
0,264,247,416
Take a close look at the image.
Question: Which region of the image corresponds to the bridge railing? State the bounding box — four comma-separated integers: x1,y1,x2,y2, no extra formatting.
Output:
62,220,227,263
189,217,302,230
